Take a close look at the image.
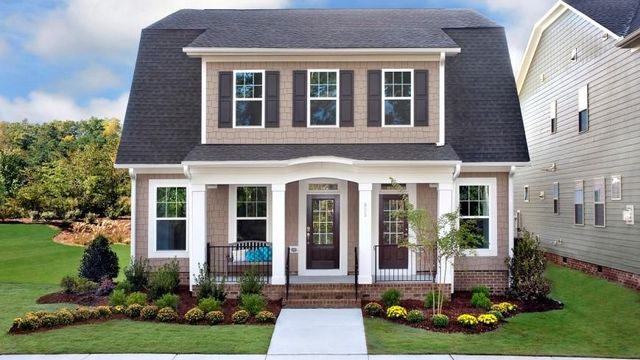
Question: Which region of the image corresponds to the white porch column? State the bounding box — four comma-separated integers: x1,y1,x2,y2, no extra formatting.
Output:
271,184,286,285
437,182,455,292
358,183,373,284
189,184,207,291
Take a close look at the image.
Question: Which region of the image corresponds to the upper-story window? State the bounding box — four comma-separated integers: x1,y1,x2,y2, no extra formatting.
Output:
550,100,557,134
308,70,339,127
593,178,605,227
383,69,413,126
574,180,584,225
234,70,265,128
578,85,589,132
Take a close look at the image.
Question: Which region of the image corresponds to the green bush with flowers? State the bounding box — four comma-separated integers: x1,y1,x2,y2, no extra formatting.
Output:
407,309,425,323
140,305,159,320
386,305,407,320
157,307,178,322
478,313,498,326
491,302,518,314
55,308,75,325
255,310,276,323
125,304,143,318
206,310,225,325
456,314,478,327
431,314,449,327
232,309,250,324
184,307,205,324
363,302,384,317
488,309,504,320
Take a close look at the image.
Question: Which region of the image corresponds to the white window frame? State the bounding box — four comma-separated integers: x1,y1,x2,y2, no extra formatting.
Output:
232,70,266,128
524,185,530,202
457,177,498,257
578,84,589,133
148,179,190,258
307,69,340,128
228,185,271,244
553,182,559,215
550,100,557,134
574,180,584,226
382,69,414,127
611,175,622,201
593,177,606,228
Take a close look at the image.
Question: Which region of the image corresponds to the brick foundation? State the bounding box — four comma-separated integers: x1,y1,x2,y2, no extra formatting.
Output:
454,270,509,295
546,253,640,291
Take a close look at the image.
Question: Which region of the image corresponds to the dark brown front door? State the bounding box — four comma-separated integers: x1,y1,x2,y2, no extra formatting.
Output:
379,194,409,269
306,194,340,269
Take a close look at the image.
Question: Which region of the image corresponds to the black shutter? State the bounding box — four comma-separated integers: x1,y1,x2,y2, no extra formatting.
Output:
292,70,307,127
218,71,233,128
339,70,354,127
414,70,429,126
367,70,382,127
265,71,280,128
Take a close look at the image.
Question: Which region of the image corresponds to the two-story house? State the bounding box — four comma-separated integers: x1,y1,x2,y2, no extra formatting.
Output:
115,9,529,305
515,0,640,289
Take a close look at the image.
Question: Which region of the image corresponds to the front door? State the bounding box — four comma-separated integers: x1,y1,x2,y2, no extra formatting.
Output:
306,194,340,269
379,194,409,269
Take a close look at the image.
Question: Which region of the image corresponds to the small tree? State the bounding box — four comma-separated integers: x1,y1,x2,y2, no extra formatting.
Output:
506,229,550,301
79,235,119,281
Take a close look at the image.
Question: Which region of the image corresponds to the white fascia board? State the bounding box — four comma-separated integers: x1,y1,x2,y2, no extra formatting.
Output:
461,162,530,172
616,27,640,48
183,47,462,57
181,157,461,168
115,164,184,174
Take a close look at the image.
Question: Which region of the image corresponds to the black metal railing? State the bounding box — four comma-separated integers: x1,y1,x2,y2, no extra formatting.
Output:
354,246,359,299
285,246,291,300
207,241,272,283
373,244,436,282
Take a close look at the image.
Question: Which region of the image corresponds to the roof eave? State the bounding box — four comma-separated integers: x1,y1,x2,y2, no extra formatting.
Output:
616,27,640,48
183,47,462,57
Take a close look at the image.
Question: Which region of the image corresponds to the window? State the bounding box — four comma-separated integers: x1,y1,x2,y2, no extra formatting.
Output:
382,70,412,126
308,70,338,127
148,179,189,258
593,178,605,227
611,175,622,200
381,183,406,191
236,186,267,241
553,182,559,214
574,180,584,225
524,185,530,202
578,85,589,132
234,70,264,127
458,178,497,256
308,183,338,191
550,100,557,134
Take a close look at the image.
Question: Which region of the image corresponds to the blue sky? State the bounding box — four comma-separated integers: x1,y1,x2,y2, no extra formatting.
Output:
0,0,555,123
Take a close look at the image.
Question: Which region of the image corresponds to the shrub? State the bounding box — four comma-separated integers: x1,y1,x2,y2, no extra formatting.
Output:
60,275,78,294
488,310,504,321
140,305,159,320
83,212,97,224
507,229,551,301
194,263,226,302
55,309,75,325
424,291,448,309
124,258,151,292
386,305,407,320
73,307,92,321
363,302,384,317
29,210,41,222
206,311,225,325
478,313,499,326
75,277,98,293
240,293,266,316
198,297,221,313
155,293,179,310
456,314,478,328
381,288,402,308
157,307,178,322
431,314,449,328
184,307,205,324
149,260,180,299
112,305,125,314
95,277,116,296
64,209,81,221
32,311,48,319
115,280,133,293
96,306,112,318
109,289,127,307
41,211,56,221
13,314,40,331
491,302,518,315
125,304,143,318
256,310,276,323
231,310,250,324
126,291,148,306
471,285,490,297
40,314,59,328
239,267,264,296
78,235,119,282
407,309,425,323
471,293,492,309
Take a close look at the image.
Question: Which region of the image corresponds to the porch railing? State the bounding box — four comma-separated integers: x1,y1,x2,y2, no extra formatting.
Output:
373,245,436,282
206,241,272,283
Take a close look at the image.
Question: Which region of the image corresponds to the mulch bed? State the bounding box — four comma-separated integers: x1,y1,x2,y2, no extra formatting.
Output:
362,291,563,334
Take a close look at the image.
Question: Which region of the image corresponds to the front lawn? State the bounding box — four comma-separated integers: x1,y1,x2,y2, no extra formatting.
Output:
0,224,274,354
365,264,640,358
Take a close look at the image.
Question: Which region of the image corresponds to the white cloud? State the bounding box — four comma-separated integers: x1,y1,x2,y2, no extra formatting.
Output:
24,0,291,60
56,64,122,94
0,91,129,123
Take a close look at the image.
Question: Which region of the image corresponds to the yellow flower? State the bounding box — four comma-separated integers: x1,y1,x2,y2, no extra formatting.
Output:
386,305,408,320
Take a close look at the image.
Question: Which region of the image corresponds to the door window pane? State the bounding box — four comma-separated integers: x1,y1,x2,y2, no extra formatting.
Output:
312,199,335,245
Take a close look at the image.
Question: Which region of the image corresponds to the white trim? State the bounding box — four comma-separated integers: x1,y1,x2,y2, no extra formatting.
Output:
508,166,515,259
456,177,498,257
232,70,266,128
593,177,606,228
437,51,446,146
516,1,621,93
147,179,190,258
129,169,136,260
228,185,272,244
297,178,348,276
201,59,207,143
183,157,462,168
184,47,462,56
611,175,622,201
574,179,584,226
381,69,414,127
462,162,530,167
553,181,560,215
307,69,340,128
114,164,183,170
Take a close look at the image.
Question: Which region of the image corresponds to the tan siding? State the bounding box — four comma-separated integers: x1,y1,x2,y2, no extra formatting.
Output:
207,185,228,246
285,181,299,273
206,61,439,143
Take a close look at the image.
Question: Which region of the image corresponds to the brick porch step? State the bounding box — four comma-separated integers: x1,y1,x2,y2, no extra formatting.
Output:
283,298,361,308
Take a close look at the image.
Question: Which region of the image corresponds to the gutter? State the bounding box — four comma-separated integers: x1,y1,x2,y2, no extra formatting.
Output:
616,27,640,48
183,47,462,57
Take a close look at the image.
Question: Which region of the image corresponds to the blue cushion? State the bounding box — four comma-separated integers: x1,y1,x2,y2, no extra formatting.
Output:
245,247,272,262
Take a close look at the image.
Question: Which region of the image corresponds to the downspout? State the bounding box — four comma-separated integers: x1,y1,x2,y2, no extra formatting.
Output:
183,164,192,179
452,163,461,180
128,168,137,260
508,165,516,259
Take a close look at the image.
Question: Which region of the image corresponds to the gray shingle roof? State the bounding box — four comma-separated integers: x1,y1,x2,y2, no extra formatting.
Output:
563,0,640,37
148,9,498,49
183,143,459,162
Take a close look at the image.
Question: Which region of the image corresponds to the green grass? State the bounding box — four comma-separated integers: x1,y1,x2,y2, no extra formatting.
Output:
0,224,274,354
365,264,640,357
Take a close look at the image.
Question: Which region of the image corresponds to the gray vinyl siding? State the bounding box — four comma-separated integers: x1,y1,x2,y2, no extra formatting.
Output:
514,10,640,275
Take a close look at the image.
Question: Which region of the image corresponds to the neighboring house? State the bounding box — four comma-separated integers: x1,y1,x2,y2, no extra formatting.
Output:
115,9,529,304
515,0,640,289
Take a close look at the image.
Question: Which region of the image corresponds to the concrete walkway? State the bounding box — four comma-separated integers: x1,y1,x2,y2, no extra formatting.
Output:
267,308,367,356
0,355,632,359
